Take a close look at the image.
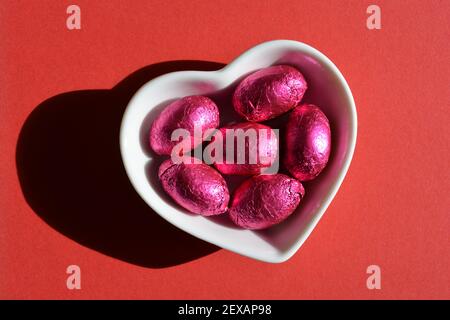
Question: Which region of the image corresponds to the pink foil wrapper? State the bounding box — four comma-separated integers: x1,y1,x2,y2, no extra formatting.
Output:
284,104,331,181
229,174,305,230
232,65,307,122
158,158,230,216
150,96,219,155
210,122,278,175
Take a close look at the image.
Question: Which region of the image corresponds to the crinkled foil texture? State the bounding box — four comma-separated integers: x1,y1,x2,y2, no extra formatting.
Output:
284,104,331,181
229,174,305,230
158,158,230,216
150,96,219,155
233,65,307,122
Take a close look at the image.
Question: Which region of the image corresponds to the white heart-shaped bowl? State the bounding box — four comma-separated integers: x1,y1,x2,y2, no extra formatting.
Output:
120,40,357,263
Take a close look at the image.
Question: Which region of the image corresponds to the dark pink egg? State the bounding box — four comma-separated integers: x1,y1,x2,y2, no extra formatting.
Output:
158,158,229,216
150,96,219,155
229,174,305,230
284,104,331,181
209,122,278,176
232,65,308,122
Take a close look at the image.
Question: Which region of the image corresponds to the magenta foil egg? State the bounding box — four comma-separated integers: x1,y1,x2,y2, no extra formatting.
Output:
232,65,308,122
229,174,305,230
158,158,230,216
210,122,278,176
150,96,219,155
284,104,331,181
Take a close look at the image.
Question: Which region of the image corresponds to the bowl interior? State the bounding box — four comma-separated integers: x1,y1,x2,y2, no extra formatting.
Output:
120,41,356,263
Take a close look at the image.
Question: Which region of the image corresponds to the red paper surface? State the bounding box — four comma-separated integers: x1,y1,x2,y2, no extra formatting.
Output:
1,0,449,299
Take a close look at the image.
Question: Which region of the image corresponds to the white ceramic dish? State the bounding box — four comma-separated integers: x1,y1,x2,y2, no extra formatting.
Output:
120,40,357,263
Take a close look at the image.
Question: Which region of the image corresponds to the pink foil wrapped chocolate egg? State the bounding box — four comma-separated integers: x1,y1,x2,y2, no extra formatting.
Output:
232,65,308,122
150,96,219,155
209,122,278,176
158,157,230,216
284,104,331,181
229,174,305,230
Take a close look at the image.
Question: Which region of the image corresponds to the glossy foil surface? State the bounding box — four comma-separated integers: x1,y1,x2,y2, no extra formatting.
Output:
150,96,219,155
158,158,230,216
233,65,307,122
229,174,305,230
284,104,331,181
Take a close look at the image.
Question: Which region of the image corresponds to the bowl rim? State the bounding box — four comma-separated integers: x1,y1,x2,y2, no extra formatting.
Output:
119,39,357,263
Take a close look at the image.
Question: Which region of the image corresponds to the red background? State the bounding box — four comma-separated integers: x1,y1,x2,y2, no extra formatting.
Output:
1,0,449,299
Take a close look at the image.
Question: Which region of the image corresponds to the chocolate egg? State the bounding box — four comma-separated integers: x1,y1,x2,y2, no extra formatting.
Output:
229,174,305,230
284,104,331,181
209,122,278,175
232,65,308,122
150,96,219,155
158,158,229,216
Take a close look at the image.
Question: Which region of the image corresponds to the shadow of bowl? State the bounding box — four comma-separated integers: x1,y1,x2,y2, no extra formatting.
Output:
15,60,225,268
